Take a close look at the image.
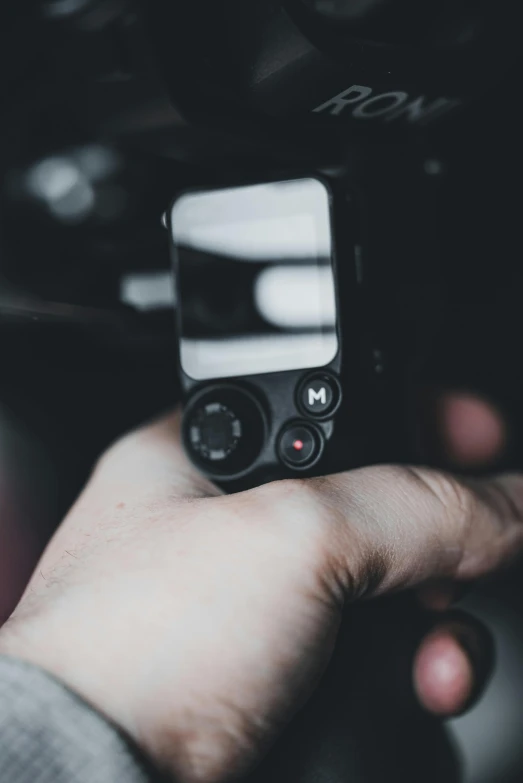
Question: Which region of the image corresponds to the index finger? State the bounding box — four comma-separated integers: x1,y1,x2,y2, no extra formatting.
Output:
98,412,523,600
250,465,523,601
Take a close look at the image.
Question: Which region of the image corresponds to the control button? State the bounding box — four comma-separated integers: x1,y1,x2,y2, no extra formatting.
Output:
298,374,341,419
278,423,323,470
188,402,242,462
183,385,267,479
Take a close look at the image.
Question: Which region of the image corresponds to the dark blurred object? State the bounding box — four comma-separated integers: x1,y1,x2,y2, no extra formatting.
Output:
42,0,126,29
300,0,484,45
247,596,459,783
0,405,57,624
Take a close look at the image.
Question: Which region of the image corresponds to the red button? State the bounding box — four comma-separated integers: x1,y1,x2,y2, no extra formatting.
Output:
278,424,323,469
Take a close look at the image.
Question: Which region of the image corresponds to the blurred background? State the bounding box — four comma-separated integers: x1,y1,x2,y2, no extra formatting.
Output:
1,2,523,781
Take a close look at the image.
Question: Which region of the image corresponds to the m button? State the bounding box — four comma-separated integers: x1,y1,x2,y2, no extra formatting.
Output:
298,374,341,419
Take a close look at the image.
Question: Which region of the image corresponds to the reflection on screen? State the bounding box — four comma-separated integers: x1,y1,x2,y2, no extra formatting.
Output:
171,178,338,381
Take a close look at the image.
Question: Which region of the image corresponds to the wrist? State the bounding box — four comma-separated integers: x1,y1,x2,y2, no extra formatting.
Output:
0,606,144,753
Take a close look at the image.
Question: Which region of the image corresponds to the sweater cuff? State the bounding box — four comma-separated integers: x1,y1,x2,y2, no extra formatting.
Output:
0,656,162,783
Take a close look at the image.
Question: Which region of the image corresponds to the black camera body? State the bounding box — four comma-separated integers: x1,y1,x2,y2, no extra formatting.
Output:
169,175,390,486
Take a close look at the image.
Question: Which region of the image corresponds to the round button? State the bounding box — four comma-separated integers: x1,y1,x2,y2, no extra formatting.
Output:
188,402,242,463
278,423,323,470
298,374,341,419
183,386,267,479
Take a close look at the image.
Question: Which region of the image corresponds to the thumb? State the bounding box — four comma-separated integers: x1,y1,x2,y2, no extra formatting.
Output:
253,466,523,601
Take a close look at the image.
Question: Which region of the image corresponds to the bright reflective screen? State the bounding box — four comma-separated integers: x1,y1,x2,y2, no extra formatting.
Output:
171,179,338,381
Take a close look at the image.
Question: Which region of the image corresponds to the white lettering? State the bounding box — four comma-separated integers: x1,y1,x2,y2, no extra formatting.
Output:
313,85,372,117
313,84,460,125
309,387,327,407
385,96,462,125
352,91,409,119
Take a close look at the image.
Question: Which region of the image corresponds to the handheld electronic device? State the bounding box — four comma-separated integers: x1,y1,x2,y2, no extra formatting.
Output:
170,177,369,485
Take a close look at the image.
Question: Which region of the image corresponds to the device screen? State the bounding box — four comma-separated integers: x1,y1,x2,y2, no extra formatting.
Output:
171,178,338,381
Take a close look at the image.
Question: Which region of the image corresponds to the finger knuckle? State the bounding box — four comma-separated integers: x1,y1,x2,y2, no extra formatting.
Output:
250,478,328,535
404,466,474,528
247,477,348,590
482,478,523,527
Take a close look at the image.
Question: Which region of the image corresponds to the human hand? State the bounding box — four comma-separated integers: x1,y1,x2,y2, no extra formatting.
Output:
0,402,519,782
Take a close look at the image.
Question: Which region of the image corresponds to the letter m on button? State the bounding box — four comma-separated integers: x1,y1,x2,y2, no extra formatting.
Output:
309,387,327,407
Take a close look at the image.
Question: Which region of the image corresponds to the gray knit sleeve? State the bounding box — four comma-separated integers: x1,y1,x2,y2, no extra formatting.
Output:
0,656,162,783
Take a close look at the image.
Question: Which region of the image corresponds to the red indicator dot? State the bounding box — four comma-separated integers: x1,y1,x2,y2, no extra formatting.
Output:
293,439,304,452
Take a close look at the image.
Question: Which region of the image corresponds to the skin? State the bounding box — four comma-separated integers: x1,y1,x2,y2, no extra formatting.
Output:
0,396,519,783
